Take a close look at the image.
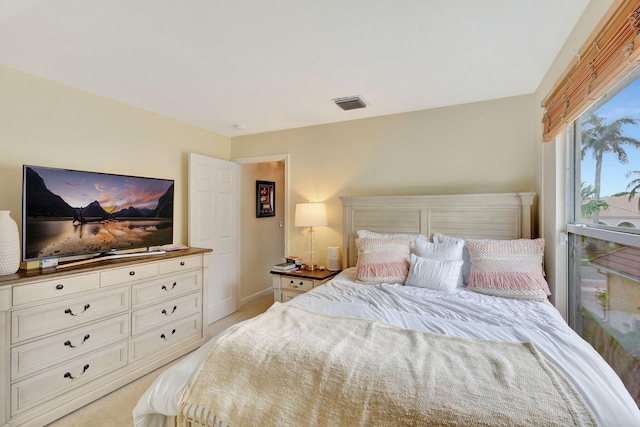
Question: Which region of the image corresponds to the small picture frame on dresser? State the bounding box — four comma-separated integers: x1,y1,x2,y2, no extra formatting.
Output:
256,180,275,218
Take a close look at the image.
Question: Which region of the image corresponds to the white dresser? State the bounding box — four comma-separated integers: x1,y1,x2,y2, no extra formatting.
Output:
0,248,211,427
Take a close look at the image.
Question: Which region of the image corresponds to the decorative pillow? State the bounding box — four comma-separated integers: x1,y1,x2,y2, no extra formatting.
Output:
466,238,550,301
354,236,412,284
405,254,463,292
356,230,418,247
357,232,441,256
357,230,417,241
433,233,471,286
411,236,464,286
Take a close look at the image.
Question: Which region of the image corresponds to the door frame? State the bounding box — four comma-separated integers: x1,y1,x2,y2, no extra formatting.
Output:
234,153,290,302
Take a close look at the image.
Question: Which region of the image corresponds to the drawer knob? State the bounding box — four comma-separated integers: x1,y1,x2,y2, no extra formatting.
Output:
160,329,177,340
180,261,185,266
161,282,178,291
63,364,90,380
64,334,91,348
161,305,177,316
129,271,136,276
56,284,64,290
64,304,90,316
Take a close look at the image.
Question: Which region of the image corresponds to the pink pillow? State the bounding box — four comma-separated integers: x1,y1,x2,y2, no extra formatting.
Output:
466,238,550,301
355,236,412,284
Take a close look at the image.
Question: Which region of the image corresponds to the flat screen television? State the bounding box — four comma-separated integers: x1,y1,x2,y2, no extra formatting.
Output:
22,165,175,262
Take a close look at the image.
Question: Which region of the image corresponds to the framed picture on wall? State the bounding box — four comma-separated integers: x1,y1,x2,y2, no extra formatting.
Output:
256,180,275,218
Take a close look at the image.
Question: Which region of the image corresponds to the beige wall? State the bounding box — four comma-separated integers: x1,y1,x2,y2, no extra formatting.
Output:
0,65,231,249
0,64,542,304
239,161,285,299
3,0,614,310
534,0,614,318
231,94,538,267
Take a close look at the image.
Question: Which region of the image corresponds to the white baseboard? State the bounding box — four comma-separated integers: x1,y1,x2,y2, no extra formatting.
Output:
240,287,273,305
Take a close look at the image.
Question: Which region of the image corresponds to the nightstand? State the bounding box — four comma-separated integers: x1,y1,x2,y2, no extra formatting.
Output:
271,269,341,302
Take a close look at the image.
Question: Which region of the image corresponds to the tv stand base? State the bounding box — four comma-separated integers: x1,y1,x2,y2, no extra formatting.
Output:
56,250,167,270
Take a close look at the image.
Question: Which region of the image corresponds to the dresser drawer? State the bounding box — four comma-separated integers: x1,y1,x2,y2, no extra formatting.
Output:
12,287,129,343
12,273,100,306
11,314,129,380
11,341,128,415
281,277,314,292
130,314,201,361
131,271,201,308
100,262,158,287
159,255,202,275
131,293,201,335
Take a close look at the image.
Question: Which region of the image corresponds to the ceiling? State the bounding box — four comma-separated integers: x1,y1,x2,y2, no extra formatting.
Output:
0,1,589,137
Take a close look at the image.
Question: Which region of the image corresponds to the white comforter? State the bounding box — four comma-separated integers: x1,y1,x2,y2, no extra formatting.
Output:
133,268,640,427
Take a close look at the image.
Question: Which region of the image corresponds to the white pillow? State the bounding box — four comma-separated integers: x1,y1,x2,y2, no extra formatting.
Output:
410,234,430,254
412,236,464,286
405,254,463,292
432,233,471,286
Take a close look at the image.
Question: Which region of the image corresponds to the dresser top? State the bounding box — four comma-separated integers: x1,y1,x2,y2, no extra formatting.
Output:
0,247,212,287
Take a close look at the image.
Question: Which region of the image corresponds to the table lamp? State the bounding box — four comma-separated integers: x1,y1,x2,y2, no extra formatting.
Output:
294,202,327,270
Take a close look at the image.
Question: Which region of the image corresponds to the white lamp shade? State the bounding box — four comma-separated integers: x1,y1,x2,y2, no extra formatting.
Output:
294,203,328,227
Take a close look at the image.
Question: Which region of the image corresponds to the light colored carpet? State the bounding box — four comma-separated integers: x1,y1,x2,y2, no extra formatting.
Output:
46,294,274,427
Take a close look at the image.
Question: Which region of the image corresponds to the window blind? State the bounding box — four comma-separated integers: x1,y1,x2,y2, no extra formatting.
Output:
542,0,640,142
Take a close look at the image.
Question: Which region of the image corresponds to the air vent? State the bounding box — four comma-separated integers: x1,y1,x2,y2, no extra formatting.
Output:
333,95,368,111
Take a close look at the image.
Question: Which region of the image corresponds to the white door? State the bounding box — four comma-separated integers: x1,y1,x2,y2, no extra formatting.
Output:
188,153,239,324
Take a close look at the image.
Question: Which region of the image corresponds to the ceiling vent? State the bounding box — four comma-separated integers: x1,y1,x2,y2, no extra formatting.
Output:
333,95,368,111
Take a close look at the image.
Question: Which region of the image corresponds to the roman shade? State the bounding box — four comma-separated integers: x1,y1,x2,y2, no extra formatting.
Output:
542,0,640,142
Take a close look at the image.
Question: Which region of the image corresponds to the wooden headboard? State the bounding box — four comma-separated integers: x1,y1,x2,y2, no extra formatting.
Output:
339,192,535,268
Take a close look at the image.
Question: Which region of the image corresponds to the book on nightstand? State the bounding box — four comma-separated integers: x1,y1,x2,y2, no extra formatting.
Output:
272,262,299,272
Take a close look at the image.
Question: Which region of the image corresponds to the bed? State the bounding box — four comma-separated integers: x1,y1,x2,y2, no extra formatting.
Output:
133,192,640,427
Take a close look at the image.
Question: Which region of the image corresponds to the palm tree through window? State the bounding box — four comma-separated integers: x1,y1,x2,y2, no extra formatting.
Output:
580,115,640,223
570,73,640,407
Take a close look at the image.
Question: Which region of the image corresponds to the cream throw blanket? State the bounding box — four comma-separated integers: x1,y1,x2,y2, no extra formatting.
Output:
179,303,597,427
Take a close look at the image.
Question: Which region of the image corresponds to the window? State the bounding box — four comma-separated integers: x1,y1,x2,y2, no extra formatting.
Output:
568,67,640,407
